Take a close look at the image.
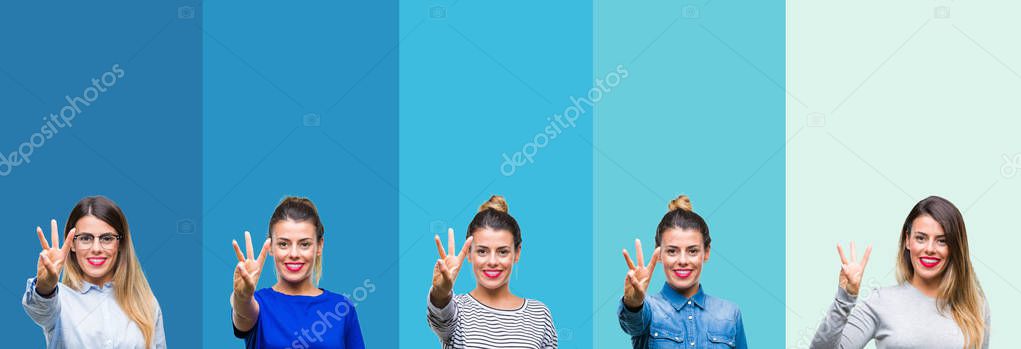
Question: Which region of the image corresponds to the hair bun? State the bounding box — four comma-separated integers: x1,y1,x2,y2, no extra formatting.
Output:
668,195,693,212
479,195,509,213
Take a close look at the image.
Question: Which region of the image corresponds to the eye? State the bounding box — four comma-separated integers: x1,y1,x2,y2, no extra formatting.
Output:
477,249,487,256
914,235,925,242
277,241,289,248
498,249,510,256
300,241,312,248
937,239,947,246
79,235,94,242
666,248,677,256
99,235,116,243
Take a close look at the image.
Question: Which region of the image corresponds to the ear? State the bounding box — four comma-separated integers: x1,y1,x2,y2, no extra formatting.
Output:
703,245,710,262
514,245,522,264
317,238,324,257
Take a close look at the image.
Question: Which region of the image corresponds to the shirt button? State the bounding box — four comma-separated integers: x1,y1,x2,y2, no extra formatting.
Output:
688,315,693,320
653,332,658,336
690,341,695,346
687,301,691,305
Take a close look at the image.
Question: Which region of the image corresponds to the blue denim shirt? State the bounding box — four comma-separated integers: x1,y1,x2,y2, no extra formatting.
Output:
618,283,747,348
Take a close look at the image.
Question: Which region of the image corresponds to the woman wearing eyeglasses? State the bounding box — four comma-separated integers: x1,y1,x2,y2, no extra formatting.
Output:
22,195,166,348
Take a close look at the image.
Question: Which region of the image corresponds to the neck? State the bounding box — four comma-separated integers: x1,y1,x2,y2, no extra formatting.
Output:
273,279,320,296
470,284,520,309
910,274,941,298
82,271,114,286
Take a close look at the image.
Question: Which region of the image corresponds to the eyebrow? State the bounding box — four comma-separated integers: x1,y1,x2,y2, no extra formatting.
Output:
474,245,512,249
275,237,314,242
913,231,946,238
664,245,700,249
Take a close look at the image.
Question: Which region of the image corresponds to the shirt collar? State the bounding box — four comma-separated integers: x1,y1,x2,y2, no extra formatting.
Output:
78,280,114,294
659,282,706,311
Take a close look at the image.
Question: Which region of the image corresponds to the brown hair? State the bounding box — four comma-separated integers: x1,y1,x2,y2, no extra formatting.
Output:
896,196,985,349
655,195,710,248
268,196,325,285
466,195,521,249
63,196,158,348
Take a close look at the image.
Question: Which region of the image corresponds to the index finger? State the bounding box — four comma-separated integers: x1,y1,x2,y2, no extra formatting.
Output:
256,238,270,265
647,247,661,272
37,227,50,250
861,244,873,269
456,236,474,262
60,228,76,257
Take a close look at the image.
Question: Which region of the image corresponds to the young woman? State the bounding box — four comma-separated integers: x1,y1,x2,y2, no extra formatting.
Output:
618,195,747,348
231,196,365,349
427,195,558,348
22,195,166,348
811,195,990,349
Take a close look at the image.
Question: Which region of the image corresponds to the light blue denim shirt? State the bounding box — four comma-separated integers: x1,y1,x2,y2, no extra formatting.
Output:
619,283,746,348
22,277,166,349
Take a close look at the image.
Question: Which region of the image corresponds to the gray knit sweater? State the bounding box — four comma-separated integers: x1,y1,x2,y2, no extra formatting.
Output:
811,284,990,349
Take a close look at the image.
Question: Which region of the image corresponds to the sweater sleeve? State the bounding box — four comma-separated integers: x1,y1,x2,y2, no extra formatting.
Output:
810,287,878,349
426,288,458,345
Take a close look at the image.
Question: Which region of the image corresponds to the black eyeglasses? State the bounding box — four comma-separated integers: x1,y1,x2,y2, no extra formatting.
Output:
74,233,122,250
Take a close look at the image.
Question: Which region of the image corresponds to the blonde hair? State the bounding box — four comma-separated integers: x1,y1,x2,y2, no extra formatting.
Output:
667,195,693,212
896,196,985,349
479,195,509,213
62,196,158,348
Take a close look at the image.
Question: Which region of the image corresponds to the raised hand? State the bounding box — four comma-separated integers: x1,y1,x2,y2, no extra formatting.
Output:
35,219,76,295
836,241,872,296
232,231,270,300
431,228,473,306
622,238,661,310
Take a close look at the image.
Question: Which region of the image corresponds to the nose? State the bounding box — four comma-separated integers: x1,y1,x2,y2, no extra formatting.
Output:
922,239,936,255
287,245,301,259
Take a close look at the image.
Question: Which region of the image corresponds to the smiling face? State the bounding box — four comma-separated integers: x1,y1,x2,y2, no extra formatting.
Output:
468,227,520,291
270,219,322,286
906,214,950,284
71,215,120,285
660,228,708,297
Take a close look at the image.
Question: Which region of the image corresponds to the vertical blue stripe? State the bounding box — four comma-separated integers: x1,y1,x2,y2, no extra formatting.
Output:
398,1,593,347
202,1,398,347
593,0,785,347
1,1,202,346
